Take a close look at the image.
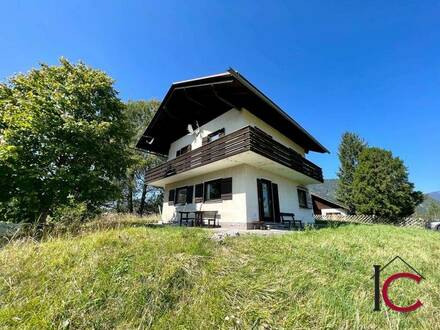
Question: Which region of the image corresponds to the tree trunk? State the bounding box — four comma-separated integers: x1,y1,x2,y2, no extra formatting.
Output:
138,172,148,216
37,209,49,224
128,186,134,214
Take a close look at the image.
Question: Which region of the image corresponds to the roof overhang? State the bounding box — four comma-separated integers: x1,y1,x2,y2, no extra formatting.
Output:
136,68,329,155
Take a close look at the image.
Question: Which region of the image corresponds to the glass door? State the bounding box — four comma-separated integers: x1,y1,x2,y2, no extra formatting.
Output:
257,179,274,222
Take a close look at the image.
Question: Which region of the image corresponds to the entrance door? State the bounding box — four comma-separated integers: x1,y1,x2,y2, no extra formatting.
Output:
257,179,281,222
257,179,273,222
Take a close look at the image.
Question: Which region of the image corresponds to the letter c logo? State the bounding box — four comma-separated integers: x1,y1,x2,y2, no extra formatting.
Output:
382,272,423,313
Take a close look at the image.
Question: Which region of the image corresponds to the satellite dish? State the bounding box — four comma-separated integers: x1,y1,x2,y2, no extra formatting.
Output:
147,137,154,145
187,121,200,136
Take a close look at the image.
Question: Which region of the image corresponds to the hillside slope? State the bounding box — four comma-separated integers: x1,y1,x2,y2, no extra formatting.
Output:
308,178,339,200
1,226,439,329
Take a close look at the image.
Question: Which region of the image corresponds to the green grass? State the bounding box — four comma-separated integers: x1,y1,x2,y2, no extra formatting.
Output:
0,224,439,329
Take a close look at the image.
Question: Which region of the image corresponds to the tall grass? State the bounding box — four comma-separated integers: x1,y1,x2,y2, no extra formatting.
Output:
0,213,160,246
0,224,439,329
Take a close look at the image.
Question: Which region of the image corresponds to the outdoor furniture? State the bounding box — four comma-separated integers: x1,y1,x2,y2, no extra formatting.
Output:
178,210,219,227
252,221,267,230
199,211,218,227
178,211,195,226
280,212,303,230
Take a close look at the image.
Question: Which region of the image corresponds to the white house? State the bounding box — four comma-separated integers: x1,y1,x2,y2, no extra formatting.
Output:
136,69,328,229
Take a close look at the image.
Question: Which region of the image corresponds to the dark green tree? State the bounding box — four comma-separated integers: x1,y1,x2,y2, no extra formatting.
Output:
336,132,367,214
0,58,132,223
120,100,164,215
352,147,423,220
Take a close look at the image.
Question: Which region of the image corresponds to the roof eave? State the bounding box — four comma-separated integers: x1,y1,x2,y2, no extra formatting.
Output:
227,68,329,154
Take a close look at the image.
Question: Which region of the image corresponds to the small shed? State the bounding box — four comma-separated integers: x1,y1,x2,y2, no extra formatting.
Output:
310,193,348,216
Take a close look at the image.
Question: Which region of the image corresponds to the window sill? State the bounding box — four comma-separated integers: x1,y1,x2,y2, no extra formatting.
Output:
203,199,223,204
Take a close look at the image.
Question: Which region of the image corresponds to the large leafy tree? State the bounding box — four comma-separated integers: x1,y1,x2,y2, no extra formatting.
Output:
120,100,164,215
352,147,423,220
336,132,367,214
0,59,132,223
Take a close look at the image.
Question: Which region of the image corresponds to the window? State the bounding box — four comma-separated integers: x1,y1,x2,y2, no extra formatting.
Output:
174,186,193,205
204,179,222,201
203,128,225,145
208,128,225,142
202,177,232,202
297,188,308,208
176,144,191,157
176,187,187,204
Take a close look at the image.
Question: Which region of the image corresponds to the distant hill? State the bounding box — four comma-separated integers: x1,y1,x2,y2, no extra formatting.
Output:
308,179,440,217
308,179,339,201
428,191,440,202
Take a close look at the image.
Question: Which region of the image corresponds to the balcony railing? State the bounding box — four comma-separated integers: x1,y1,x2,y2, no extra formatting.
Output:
145,126,323,183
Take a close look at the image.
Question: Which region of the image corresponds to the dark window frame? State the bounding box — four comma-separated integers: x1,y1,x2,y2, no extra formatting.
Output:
207,128,225,143
297,188,309,208
168,189,175,205
176,144,191,157
194,183,204,203
204,179,222,202
175,186,188,205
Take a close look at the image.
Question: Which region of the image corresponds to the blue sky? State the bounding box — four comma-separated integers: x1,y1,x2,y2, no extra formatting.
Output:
1,1,439,192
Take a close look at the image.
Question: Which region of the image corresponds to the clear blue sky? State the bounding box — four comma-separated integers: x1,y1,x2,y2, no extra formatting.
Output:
1,1,439,192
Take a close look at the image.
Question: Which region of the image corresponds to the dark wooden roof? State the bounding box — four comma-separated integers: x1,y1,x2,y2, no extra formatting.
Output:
136,69,329,155
310,193,347,210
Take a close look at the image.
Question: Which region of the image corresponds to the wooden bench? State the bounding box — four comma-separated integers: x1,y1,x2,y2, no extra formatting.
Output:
280,213,303,230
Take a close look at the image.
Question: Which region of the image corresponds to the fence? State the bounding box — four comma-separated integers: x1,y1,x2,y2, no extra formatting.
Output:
314,214,427,228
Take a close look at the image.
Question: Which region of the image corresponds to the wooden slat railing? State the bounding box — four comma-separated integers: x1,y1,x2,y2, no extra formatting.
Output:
145,126,323,183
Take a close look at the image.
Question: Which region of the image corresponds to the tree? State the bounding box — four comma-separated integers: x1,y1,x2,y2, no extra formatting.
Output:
119,100,164,215
352,147,423,220
0,58,132,223
426,201,440,220
336,132,367,214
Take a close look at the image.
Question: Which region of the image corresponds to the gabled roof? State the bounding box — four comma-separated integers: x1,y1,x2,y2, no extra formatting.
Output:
310,193,348,210
136,68,329,155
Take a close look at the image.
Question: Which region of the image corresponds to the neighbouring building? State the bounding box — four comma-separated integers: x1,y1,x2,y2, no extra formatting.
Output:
136,69,328,229
310,193,348,217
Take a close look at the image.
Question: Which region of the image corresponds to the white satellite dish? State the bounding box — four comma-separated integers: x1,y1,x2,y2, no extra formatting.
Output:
147,137,154,145
187,121,200,136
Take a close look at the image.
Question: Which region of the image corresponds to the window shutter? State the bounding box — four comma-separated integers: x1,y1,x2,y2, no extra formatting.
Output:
186,186,194,204
195,183,204,203
168,189,175,205
272,183,280,222
306,190,313,209
221,177,233,200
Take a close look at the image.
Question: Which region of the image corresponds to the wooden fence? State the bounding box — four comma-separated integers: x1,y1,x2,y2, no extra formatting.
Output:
314,214,427,228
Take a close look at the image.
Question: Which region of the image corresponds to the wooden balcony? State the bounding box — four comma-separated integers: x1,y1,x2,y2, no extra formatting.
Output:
145,126,323,184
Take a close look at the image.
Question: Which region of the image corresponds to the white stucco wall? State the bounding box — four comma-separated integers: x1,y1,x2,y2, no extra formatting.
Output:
321,208,348,216
162,165,248,225
167,108,306,160
243,165,315,224
161,164,315,227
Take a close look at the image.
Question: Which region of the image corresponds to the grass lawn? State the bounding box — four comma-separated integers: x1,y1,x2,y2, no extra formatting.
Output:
0,224,439,329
